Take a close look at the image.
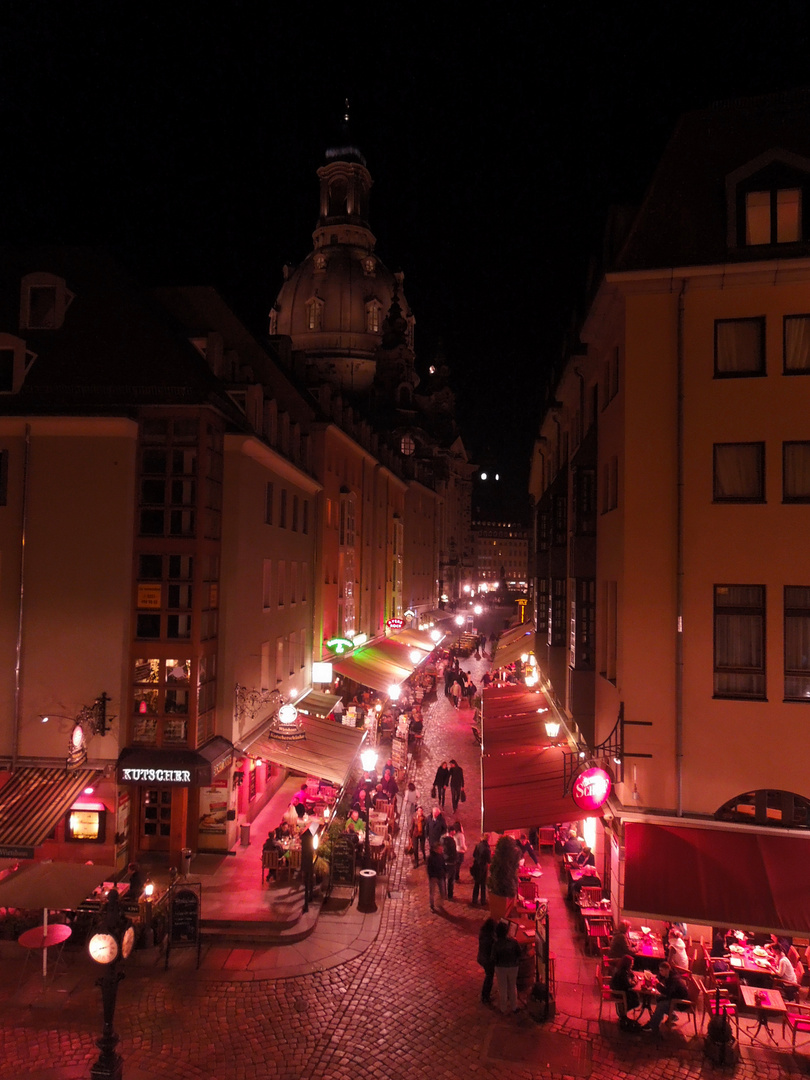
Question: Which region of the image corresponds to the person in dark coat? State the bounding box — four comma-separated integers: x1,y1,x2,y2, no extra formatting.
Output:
427,845,447,913
477,918,497,1003
432,761,450,809
442,830,458,900
471,834,491,906
609,955,640,1012
642,963,689,1033
448,759,465,812
492,920,522,1013
427,806,447,849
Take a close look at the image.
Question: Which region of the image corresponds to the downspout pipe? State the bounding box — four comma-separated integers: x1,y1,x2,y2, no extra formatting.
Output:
12,423,31,771
675,282,686,816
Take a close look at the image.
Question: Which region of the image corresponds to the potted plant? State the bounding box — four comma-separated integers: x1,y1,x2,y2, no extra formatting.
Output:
487,835,520,919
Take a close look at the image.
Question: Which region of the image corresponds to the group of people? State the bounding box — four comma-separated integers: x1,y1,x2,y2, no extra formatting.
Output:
442,660,478,710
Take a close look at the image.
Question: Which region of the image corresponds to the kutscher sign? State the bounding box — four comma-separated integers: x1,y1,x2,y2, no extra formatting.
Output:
121,768,192,783
572,766,611,811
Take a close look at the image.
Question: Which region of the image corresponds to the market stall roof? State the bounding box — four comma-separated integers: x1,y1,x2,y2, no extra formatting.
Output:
389,628,443,652
623,820,810,936
493,628,537,669
0,767,103,857
332,641,414,693
295,689,341,719
419,608,455,626
497,620,536,647
481,686,593,832
0,859,117,912
238,713,366,788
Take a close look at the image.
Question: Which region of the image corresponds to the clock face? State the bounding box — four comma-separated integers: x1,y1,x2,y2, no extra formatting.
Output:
71,723,85,749
121,925,135,959
88,932,119,964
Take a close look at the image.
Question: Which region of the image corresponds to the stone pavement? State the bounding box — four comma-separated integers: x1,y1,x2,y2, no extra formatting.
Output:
2,617,810,1078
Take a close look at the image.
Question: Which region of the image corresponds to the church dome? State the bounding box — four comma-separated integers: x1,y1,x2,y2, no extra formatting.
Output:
270,140,413,392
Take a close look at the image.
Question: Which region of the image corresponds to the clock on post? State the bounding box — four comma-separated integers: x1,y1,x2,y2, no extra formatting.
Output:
87,887,132,1080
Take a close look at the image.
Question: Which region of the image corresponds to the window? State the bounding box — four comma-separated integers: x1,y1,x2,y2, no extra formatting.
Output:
602,457,618,513
292,494,299,532
784,442,810,502
290,562,298,605
0,450,7,506
714,318,766,377
713,442,765,502
301,562,308,604
280,489,287,529
599,580,618,683
571,579,595,669
365,300,382,333
302,499,309,534
262,560,273,609
552,496,567,546
265,482,274,525
784,316,810,374
306,297,323,331
573,468,596,536
339,492,356,547
714,585,766,699
277,560,286,607
400,434,415,456
549,579,566,648
785,586,810,701
746,188,801,245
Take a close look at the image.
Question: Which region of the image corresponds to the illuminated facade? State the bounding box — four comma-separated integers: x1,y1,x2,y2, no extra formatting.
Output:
530,90,810,925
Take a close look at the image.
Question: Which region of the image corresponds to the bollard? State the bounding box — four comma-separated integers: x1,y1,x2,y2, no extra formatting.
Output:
357,868,377,913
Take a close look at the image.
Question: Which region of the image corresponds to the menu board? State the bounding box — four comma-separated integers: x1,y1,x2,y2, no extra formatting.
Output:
330,834,356,889
391,734,408,771
166,883,202,970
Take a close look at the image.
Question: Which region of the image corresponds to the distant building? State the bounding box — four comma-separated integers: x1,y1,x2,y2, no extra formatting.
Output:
472,520,529,593
529,89,810,934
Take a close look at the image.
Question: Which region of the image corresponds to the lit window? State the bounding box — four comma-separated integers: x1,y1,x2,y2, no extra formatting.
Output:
784,316,810,374
746,188,801,245
714,585,765,700
306,298,323,331
783,442,810,502
714,318,766,377
785,586,810,701
400,434,415,456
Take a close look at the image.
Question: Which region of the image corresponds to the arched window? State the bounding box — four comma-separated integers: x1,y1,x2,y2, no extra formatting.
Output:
306,297,324,331
400,434,415,457
715,789,810,829
365,300,382,334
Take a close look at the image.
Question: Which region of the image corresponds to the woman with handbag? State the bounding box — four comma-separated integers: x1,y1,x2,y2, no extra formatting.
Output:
432,761,450,809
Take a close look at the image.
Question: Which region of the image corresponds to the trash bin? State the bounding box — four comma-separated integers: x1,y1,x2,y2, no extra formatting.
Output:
239,823,251,847
180,847,193,875
357,868,377,913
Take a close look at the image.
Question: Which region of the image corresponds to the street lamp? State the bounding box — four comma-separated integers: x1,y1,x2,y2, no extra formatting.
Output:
87,888,133,1080
455,614,464,648
359,747,378,868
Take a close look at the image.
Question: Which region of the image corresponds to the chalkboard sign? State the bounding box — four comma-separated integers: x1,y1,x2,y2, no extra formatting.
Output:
391,734,407,771
165,883,202,969
330,834,357,890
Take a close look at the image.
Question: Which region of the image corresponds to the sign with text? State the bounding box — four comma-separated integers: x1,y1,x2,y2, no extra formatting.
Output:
165,882,202,970
572,767,612,811
329,834,357,890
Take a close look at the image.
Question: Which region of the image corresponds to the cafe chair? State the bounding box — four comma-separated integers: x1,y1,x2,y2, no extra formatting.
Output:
668,980,699,1037
578,886,603,909
261,849,280,886
694,976,739,1038
784,1001,810,1049
287,847,303,878
594,965,616,1020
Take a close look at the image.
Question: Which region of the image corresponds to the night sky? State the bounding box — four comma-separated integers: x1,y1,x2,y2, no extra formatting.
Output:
2,3,810,509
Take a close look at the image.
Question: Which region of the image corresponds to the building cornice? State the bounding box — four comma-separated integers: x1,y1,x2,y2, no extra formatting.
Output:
226,434,321,494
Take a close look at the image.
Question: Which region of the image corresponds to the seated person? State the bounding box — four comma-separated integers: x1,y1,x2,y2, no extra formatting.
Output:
562,829,582,855
710,929,727,959
610,955,640,1016
575,840,596,867
642,963,689,1033
770,941,799,1000
274,821,294,841
380,768,399,803
609,920,637,963
569,862,600,903
667,927,690,972
345,809,365,836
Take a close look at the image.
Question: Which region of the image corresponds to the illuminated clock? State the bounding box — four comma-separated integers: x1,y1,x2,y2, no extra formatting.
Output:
121,925,135,959
88,932,119,964
71,723,85,750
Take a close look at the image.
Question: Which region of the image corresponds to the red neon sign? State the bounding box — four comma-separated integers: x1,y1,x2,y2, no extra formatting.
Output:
386,618,405,630
572,767,611,811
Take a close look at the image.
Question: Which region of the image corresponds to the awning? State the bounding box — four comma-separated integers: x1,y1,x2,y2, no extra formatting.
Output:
332,641,414,693
419,608,455,625
493,627,537,668
240,713,366,788
0,767,103,857
624,821,810,936
481,686,593,832
388,628,443,652
0,860,117,911
295,690,341,719
497,620,535,647
117,735,233,787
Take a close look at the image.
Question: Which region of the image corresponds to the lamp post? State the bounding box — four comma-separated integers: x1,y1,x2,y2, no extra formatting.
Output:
359,747,378,869
87,888,133,1080
455,614,464,649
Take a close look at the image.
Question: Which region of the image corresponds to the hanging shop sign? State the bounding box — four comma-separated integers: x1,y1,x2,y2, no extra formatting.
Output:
326,637,354,655
386,618,405,631
571,766,612,811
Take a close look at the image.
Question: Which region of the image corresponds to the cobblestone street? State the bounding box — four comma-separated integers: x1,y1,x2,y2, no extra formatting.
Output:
2,638,810,1080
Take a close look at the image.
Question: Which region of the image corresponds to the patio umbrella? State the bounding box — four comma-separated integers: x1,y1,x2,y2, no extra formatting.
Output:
0,860,116,979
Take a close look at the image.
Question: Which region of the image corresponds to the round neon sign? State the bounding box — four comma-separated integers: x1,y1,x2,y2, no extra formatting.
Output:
572,767,611,811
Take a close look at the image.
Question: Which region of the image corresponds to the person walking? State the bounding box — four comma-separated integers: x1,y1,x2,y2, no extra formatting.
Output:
442,829,458,900
426,805,447,850
477,918,497,1004
410,807,427,867
448,759,465,812
493,920,522,1013
432,761,450,808
402,781,418,820
453,820,467,882
449,679,462,709
471,833,491,906
427,844,447,913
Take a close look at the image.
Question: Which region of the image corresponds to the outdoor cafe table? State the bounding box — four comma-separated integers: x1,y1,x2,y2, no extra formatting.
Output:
727,943,776,987
739,984,787,1044
628,929,666,971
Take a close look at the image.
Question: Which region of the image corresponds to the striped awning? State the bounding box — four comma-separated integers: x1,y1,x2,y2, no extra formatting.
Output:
0,767,103,853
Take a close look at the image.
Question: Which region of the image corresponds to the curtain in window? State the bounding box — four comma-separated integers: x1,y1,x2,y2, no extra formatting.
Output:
714,586,765,698
784,316,810,372
784,442,810,500
785,586,810,699
714,443,763,500
716,320,764,375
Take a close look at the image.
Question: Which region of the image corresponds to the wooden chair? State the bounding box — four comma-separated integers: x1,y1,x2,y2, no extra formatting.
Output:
784,1001,810,1049
261,848,280,886
373,798,390,813
578,885,603,909
694,976,739,1038
286,847,302,878
668,978,699,1037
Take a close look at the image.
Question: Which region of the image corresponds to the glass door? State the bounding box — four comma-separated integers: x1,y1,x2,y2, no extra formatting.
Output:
140,786,172,851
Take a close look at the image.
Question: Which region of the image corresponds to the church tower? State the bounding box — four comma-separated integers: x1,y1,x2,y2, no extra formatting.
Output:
270,106,414,398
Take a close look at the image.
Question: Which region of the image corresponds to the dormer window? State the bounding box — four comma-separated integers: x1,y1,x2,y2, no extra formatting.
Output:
20,272,74,330
0,334,36,393
746,188,801,245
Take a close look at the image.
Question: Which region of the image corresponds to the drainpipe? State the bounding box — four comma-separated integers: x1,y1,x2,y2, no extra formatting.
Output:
12,423,31,771
675,282,686,816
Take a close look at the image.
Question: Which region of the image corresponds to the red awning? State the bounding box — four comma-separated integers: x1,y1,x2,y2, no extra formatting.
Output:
481,686,594,832
624,821,810,936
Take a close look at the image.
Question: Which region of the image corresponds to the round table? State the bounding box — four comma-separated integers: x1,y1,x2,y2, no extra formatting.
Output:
18,923,72,950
